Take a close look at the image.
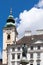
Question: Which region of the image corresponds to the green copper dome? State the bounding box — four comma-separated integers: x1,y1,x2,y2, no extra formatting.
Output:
7,15,15,23
6,8,15,27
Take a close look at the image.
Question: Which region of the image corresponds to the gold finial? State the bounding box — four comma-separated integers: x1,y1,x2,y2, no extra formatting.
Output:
10,8,12,15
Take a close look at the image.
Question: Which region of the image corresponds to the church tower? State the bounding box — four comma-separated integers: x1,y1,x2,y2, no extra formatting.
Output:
2,9,17,64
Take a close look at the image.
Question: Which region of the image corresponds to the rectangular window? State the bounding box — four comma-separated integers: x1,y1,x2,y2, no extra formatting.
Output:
12,54,15,59
30,53,33,58
12,62,15,65
17,62,20,65
18,46,20,50
12,47,15,51
38,46,40,49
17,53,20,59
31,46,33,50
37,53,40,59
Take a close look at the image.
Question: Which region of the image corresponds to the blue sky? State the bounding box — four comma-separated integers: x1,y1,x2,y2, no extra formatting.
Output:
2,0,43,59
0,0,43,59
0,0,39,51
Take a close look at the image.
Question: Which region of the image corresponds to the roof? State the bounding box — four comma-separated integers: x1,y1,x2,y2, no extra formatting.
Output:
16,34,43,45
16,36,32,45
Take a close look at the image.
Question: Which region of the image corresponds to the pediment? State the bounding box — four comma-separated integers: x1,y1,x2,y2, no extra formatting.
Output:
34,40,43,44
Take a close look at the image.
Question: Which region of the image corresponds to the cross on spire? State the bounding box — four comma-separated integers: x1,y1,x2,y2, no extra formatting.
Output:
10,8,12,15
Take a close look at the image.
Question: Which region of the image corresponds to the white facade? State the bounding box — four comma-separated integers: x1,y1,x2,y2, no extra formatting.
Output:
7,41,43,65
36,29,43,35
2,10,43,65
24,31,31,36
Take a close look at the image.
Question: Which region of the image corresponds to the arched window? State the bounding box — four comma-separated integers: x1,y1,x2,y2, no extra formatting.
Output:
7,34,10,40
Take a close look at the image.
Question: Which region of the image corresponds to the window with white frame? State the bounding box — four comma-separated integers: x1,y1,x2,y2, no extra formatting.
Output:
17,53,20,59
17,46,20,51
17,62,20,65
37,46,40,50
12,54,15,59
12,47,15,51
37,53,40,59
30,46,33,50
30,53,33,58
12,62,15,65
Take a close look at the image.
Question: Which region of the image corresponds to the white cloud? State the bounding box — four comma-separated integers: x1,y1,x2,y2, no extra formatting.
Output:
15,17,20,27
35,0,43,8
17,0,43,38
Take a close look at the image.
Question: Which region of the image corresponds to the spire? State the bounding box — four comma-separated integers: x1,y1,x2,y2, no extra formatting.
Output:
10,8,12,15
6,8,15,27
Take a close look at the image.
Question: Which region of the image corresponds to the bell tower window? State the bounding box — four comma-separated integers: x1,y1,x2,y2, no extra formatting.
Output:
7,34,10,40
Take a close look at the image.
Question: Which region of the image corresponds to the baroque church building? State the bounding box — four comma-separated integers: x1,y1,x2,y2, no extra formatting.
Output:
2,9,43,65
